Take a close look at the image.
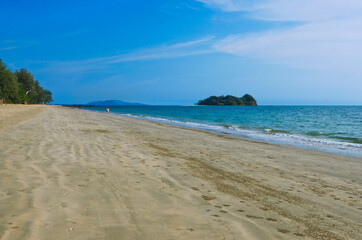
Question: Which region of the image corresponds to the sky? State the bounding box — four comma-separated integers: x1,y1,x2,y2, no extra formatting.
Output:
1,0,361,105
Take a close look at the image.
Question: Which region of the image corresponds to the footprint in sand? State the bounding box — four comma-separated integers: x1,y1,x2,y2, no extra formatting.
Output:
246,215,263,219
294,233,304,237
202,195,215,201
277,228,290,234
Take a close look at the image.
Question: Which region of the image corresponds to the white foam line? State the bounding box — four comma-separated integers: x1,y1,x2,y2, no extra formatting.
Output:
85,109,362,157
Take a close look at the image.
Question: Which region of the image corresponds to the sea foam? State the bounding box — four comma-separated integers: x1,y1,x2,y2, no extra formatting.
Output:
114,112,362,157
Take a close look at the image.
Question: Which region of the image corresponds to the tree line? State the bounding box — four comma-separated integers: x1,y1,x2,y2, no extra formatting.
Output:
0,59,52,104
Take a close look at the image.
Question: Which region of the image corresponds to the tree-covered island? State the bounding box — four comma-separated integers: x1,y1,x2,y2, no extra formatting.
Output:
197,94,257,106
0,59,52,104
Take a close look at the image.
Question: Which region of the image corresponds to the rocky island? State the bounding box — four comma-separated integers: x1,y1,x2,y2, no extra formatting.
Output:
197,94,257,106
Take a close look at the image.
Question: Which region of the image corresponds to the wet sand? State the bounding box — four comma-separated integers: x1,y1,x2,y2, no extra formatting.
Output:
0,105,361,240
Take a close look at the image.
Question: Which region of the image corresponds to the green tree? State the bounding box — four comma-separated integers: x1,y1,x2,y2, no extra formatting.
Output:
241,94,257,106
0,60,19,103
33,80,43,103
0,59,53,104
18,88,28,103
33,81,53,104
43,89,53,103
16,69,35,91
16,69,36,103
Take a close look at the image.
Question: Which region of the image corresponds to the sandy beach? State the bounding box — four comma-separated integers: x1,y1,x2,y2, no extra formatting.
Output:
0,105,361,240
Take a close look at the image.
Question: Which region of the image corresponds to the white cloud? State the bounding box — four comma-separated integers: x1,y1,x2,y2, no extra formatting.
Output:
215,19,362,71
199,0,362,72
198,0,362,21
250,0,362,22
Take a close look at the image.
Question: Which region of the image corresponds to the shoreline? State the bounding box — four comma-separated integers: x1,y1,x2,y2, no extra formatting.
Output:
0,105,361,240
82,107,362,158
109,110,361,160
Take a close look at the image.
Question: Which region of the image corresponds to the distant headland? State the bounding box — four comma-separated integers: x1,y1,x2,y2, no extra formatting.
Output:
197,94,257,106
62,99,146,108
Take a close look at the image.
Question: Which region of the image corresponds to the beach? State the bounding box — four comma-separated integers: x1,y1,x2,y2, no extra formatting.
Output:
0,105,361,240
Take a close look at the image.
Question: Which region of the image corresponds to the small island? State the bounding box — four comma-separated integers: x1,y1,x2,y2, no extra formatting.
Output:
197,94,257,106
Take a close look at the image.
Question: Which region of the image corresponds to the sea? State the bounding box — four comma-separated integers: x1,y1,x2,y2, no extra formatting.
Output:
85,106,362,157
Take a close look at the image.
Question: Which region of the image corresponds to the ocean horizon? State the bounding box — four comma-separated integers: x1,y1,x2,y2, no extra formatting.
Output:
84,105,362,157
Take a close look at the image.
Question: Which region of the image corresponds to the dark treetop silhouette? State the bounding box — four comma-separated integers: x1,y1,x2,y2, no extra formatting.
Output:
197,94,257,106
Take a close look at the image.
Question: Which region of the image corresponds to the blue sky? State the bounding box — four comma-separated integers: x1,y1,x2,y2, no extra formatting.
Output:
1,0,361,105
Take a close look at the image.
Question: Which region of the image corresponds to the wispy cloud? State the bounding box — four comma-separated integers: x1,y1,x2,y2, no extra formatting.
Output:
159,0,204,14
108,36,215,63
214,19,362,71
253,0,362,22
38,36,216,75
196,0,246,12
198,0,362,72
108,49,214,63
0,46,17,51
197,0,362,21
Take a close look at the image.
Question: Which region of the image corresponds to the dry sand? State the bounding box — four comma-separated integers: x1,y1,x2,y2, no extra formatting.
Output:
0,105,361,240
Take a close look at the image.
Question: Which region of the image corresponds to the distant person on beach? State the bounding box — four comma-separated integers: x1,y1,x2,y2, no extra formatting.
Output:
106,108,110,113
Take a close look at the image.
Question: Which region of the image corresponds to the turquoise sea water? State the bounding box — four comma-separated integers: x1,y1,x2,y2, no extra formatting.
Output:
85,106,362,157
